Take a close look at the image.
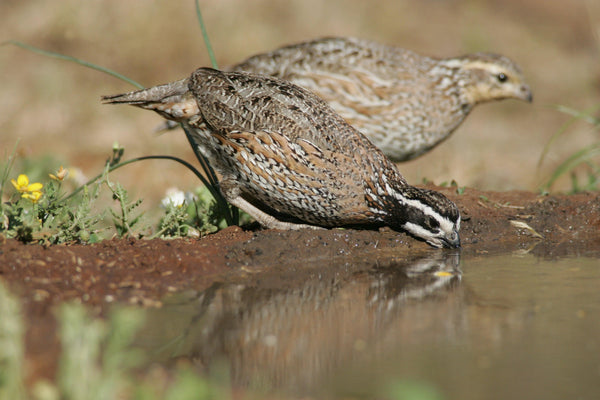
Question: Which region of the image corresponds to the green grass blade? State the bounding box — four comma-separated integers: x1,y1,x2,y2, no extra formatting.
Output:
0,141,20,202
541,142,600,191
63,155,213,202
554,104,600,126
61,153,237,227
195,0,218,69
3,40,144,89
537,103,600,169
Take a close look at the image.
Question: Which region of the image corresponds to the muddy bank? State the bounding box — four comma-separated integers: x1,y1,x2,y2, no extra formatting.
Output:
2,187,599,307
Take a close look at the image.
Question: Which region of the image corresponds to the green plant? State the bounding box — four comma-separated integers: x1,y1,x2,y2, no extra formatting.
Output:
106,178,146,238
154,186,214,239
155,196,201,239
449,180,466,195
154,184,254,239
40,177,105,244
538,104,600,193
1,139,246,243
423,179,465,195
1,148,105,244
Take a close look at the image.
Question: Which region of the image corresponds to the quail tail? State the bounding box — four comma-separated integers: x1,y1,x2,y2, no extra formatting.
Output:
101,78,197,121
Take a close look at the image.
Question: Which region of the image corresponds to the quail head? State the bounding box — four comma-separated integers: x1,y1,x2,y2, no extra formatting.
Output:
231,37,532,162
102,68,461,248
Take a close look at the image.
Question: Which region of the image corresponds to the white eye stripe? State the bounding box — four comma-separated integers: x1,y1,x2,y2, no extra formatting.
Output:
404,221,434,238
388,187,453,222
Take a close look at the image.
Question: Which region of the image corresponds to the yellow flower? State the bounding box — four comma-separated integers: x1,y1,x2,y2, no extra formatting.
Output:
11,174,30,192
10,174,43,202
49,166,69,181
22,190,43,203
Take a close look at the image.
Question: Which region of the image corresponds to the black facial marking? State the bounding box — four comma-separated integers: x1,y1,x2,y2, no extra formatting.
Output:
426,215,440,232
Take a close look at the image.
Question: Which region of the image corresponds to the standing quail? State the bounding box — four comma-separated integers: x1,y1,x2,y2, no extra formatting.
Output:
231,37,533,162
102,68,461,248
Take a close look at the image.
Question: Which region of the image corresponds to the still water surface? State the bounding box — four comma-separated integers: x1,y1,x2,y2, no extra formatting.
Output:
137,250,600,399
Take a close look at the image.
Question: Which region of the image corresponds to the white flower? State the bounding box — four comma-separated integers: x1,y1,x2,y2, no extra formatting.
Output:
161,187,187,208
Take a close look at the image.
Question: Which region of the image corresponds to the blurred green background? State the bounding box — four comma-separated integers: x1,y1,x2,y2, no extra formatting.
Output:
1,0,599,207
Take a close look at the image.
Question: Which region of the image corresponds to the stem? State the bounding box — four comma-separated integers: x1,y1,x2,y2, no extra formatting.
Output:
0,141,20,202
3,40,144,89
62,155,237,227
195,0,219,69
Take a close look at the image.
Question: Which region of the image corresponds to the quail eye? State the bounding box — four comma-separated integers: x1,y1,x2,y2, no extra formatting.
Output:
497,72,508,83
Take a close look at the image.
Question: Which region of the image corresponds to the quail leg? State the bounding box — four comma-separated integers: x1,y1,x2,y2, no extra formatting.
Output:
219,175,321,231
227,195,322,230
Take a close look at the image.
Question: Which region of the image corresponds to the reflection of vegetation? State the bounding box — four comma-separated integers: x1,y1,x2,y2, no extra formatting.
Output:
539,104,600,193
387,381,444,400
58,302,144,400
0,281,25,399
0,282,230,400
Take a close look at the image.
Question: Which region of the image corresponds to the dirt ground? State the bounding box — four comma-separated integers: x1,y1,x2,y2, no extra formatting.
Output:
1,186,599,385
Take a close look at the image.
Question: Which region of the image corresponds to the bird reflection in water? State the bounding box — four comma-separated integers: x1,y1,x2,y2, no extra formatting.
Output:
137,250,461,393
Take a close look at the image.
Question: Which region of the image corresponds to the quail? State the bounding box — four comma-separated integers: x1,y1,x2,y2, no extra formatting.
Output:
102,68,461,248
231,37,533,162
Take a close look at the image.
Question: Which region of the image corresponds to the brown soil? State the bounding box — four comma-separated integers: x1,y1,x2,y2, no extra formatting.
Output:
1,186,600,385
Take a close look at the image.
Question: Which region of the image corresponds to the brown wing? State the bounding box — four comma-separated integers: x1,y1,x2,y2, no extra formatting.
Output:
188,68,376,153
210,128,376,226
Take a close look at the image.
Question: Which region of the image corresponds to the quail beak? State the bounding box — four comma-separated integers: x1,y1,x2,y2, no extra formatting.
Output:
426,230,461,249
519,84,533,103
442,230,461,249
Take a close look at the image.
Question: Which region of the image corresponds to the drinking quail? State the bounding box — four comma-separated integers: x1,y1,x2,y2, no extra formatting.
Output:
231,37,533,161
102,68,461,248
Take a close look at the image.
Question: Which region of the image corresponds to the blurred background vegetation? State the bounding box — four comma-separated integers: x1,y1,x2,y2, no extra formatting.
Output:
1,0,599,210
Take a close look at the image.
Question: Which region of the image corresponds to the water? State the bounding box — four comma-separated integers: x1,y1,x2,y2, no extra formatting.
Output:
137,250,600,399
